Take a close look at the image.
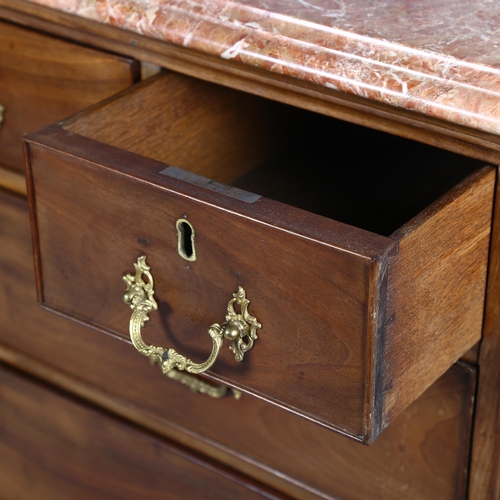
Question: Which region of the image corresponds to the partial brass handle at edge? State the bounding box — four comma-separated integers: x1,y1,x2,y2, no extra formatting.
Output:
0,103,4,130
123,256,261,376
166,369,242,400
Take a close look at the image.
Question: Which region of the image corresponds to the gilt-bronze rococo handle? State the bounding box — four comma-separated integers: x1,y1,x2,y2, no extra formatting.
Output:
123,256,261,375
166,369,242,400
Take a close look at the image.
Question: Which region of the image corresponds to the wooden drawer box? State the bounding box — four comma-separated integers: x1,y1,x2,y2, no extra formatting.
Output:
25,71,493,443
0,189,477,499
0,362,284,500
0,20,138,174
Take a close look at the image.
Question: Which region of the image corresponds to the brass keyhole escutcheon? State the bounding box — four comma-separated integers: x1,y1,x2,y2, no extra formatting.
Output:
123,256,261,375
176,218,196,261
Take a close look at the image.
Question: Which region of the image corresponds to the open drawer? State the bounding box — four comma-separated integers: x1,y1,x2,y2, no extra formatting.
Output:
24,72,494,443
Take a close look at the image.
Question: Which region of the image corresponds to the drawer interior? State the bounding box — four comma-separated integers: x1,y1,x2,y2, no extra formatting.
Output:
232,118,479,236
63,72,482,237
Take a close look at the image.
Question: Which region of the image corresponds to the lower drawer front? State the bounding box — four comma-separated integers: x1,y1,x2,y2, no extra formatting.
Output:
0,189,476,500
0,363,282,500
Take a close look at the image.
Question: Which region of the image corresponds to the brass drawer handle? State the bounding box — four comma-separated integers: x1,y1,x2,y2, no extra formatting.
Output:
123,256,261,375
0,103,4,130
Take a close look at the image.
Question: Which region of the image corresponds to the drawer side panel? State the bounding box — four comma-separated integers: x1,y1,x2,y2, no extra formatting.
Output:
383,166,494,428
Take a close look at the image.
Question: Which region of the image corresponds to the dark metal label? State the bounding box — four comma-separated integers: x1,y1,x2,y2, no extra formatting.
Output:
160,167,261,203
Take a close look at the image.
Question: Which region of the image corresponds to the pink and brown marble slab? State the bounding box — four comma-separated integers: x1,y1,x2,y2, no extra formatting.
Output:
27,0,500,135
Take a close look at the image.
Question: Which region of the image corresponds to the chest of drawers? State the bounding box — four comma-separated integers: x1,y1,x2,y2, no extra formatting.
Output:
1,1,500,498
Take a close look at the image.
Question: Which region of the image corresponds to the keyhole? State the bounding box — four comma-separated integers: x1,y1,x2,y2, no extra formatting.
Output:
176,219,196,261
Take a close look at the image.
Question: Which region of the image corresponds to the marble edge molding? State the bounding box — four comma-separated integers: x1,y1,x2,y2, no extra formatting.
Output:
28,0,500,135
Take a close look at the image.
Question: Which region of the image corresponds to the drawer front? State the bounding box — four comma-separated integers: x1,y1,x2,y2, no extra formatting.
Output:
0,20,138,173
25,72,493,442
0,179,476,500
0,362,284,500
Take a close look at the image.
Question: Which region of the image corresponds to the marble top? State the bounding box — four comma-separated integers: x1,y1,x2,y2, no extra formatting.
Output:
29,0,500,136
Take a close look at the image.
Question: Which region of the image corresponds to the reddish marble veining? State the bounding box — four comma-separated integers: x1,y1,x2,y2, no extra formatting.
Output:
27,0,500,135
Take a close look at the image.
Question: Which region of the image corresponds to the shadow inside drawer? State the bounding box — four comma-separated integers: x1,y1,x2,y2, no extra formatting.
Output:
232,115,480,236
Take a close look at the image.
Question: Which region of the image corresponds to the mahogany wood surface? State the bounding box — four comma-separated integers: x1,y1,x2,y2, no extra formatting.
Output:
0,363,286,500
64,72,291,184
3,0,500,169
469,166,500,499
0,19,139,173
0,188,478,499
383,167,494,431
24,72,494,442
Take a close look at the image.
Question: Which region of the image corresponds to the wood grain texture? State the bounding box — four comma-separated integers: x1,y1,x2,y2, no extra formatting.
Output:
24,72,492,442
0,364,286,500
64,72,291,184
0,190,478,499
383,167,494,430
3,0,500,168
0,19,139,173
469,166,500,499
